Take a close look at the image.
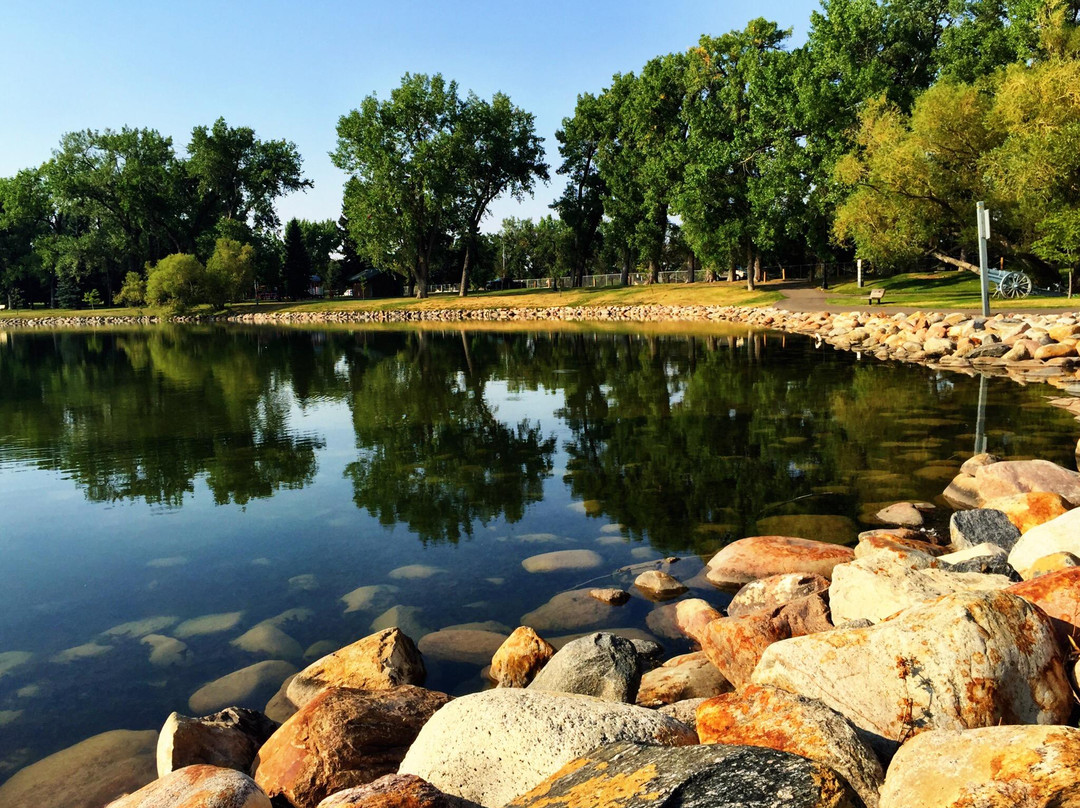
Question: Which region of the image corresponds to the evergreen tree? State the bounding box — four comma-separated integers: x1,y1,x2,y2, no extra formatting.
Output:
282,219,311,300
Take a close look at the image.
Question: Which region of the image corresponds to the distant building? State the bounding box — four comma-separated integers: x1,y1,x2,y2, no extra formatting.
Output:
344,269,404,299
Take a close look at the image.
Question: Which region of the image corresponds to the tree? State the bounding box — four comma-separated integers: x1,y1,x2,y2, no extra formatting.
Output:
282,219,311,300
553,93,608,288
205,238,255,307
114,271,146,306
298,219,340,295
82,289,102,309
333,74,461,298
452,92,548,296
0,169,51,309
146,253,207,310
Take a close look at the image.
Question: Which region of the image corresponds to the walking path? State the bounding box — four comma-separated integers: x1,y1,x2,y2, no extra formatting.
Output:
773,281,1080,316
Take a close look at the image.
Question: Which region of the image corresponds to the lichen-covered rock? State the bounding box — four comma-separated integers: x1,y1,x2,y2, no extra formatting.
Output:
286,629,424,711
633,570,687,601
949,509,1021,553
706,536,854,588
490,626,555,687
506,741,856,808
752,590,1072,759
1010,508,1080,575
398,689,696,808
527,632,641,702
156,707,278,776
1026,551,1080,578
253,685,449,808
106,765,270,808
975,459,1080,507
0,729,157,808
315,774,458,808
879,725,1080,808
981,492,1071,534
697,684,884,808
829,552,1012,624
635,652,732,707
727,574,831,618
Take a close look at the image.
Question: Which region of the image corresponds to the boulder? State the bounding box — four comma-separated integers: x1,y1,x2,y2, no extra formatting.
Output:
633,570,688,601
949,509,1021,553
829,552,1012,624
697,684,884,808
975,459,1080,507
982,492,1071,534
0,729,157,808
253,685,450,808
942,473,980,510
1008,568,1080,643
231,623,303,660
156,707,278,776
520,589,614,632
937,543,1006,566
941,553,1019,579
727,574,831,618
316,774,459,807
527,632,641,702
398,688,696,808
879,725,1080,808
1009,508,1080,575
490,626,555,688
874,503,923,528
264,674,299,724
1026,551,1080,578
190,660,298,714
960,453,1000,476
286,629,424,710
635,652,732,707
752,590,1072,759
588,588,629,606
706,536,854,588
417,628,508,666
106,765,270,808
675,599,723,644
855,534,943,560
506,741,856,808
658,697,708,730
521,549,603,573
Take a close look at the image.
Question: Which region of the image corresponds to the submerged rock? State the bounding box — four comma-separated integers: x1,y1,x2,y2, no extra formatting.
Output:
189,660,298,714
418,628,508,666
231,623,303,659
633,570,688,601
521,549,603,573
399,689,696,808
521,589,615,632
174,612,244,639
507,741,856,808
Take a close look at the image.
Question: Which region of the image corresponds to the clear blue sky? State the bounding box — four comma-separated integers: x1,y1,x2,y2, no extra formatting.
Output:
0,0,821,232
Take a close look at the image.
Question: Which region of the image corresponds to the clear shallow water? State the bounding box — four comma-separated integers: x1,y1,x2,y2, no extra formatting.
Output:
0,324,1077,780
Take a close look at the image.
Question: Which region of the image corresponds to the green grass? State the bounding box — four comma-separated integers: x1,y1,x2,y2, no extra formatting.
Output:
826,271,1078,310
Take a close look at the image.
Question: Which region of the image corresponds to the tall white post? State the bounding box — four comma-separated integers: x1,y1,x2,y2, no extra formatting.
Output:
857,258,863,289
977,201,991,317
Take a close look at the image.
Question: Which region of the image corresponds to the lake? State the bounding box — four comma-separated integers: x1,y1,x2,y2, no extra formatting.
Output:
0,323,1077,781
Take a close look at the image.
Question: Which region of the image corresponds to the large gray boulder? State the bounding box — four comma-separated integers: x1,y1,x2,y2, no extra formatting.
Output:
156,706,278,776
527,632,642,702
752,590,1072,759
506,742,856,808
398,688,696,808
949,509,1021,553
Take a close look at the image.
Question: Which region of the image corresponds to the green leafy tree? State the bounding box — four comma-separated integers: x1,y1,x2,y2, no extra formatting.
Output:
82,289,102,309
298,219,341,295
205,238,255,306
146,253,207,310
115,271,146,306
333,73,461,298
553,93,608,287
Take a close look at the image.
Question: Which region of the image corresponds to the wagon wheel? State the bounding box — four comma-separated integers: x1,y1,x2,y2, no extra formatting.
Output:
999,272,1030,298
1012,272,1033,298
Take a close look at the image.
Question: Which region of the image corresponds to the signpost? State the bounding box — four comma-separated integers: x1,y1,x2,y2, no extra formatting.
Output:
977,201,991,317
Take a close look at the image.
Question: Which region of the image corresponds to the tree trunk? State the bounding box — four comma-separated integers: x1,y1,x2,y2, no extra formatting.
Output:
621,250,631,287
820,259,828,291
687,253,697,284
705,267,717,282
646,257,659,285
931,250,982,275
1070,267,1075,299
458,240,472,298
745,243,755,291
727,255,736,283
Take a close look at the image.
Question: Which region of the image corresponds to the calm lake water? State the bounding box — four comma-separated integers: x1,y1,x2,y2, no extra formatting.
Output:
0,324,1078,780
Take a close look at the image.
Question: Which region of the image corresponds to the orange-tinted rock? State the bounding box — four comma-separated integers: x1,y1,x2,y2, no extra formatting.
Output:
316,774,456,808
1008,567,1080,644
286,629,424,710
879,725,1080,808
674,599,724,645
855,534,944,559
975,460,1080,507
253,686,450,808
726,574,830,618
701,612,788,688
107,765,270,808
1026,551,1080,579
697,685,884,808
635,652,731,707
490,627,554,688
1035,342,1077,360
981,492,1071,534
706,536,855,588
942,473,980,510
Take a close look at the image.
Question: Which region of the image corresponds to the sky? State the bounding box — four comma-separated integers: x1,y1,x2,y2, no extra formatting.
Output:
0,0,822,232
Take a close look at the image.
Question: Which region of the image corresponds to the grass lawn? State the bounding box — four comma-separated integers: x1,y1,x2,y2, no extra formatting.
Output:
827,271,1078,310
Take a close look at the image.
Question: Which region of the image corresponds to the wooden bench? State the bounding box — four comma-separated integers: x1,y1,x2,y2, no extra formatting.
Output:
867,288,886,305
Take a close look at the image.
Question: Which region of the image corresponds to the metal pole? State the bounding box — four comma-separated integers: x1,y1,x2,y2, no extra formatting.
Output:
977,201,990,317
974,373,988,456
857,258,863,289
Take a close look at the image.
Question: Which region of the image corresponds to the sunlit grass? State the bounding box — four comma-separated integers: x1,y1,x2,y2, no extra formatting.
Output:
827,271,1078,310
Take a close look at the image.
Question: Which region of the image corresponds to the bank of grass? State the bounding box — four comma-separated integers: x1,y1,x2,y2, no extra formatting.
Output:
827,271,1077,310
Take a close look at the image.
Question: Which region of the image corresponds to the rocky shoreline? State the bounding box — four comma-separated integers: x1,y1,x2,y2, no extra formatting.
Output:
6,455,1080,807
5,303,1080,394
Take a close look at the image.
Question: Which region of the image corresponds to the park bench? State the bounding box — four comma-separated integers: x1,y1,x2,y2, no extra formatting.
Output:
867,288,886,305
